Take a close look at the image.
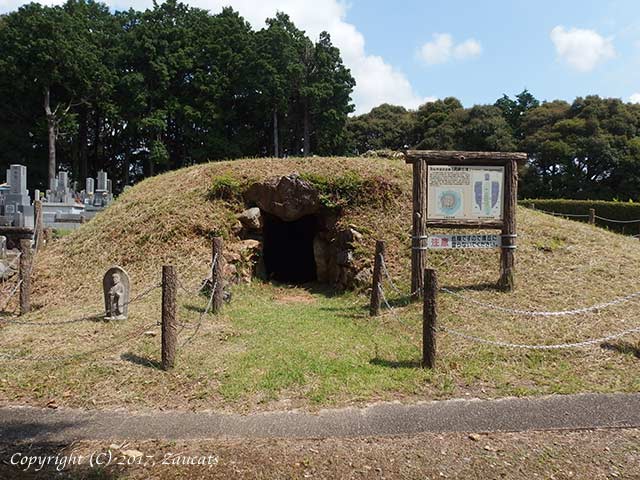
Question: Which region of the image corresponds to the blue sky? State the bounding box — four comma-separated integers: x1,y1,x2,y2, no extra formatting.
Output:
347,0,640,108
1,0,639,113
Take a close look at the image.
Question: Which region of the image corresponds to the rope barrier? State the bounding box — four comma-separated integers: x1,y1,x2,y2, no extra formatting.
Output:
176,253,217,296
179,277,217,348
178,253,219,348
0,282,161,326
0,279,21,312
537,210,590,218
380,254,421,299
378,284,394,311
439,324,640,350
536,208,640,225
440,287,640,317
0,322,158,362
595,215,640,224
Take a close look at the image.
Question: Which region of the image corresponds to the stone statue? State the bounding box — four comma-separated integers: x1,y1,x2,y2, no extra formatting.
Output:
103,266,130,320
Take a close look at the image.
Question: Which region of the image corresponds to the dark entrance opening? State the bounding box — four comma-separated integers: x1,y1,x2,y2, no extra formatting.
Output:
262,212,318,284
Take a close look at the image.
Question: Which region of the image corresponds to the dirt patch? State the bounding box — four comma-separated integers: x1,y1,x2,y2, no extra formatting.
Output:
1,428,638,479
274,293,317,304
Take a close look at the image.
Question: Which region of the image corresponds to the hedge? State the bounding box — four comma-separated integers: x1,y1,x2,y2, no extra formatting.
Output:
519,199,640,235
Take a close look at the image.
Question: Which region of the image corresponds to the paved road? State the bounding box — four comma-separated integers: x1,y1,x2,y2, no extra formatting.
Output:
1,393,639,442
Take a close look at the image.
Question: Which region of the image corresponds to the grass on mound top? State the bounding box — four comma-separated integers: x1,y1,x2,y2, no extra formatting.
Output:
0,156,639,412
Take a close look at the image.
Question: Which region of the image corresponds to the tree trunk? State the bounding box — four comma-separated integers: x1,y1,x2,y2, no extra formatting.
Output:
94,108,102,171
303,98,310,157
79,103,88,182
44,86,56,188
124,154,130,186
273,107,279,158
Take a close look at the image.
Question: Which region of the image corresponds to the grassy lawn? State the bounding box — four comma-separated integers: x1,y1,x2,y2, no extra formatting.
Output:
1,158,639,412
2,275,638,412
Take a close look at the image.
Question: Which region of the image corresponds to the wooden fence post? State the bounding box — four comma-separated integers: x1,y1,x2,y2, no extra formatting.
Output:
18,239,32,315
589,208,595,225
422,268,437,369
212,237,224,314
161,265,177,370
34,200,43,253
410,158,427,301
369,240,385,317
498,158,517,291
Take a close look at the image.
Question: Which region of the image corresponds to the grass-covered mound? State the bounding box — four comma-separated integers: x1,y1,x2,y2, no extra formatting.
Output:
1,156,639,412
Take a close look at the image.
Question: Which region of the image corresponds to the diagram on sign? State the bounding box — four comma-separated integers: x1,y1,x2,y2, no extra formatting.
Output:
435,188,463,217
427,165,504,221
472,171,501,218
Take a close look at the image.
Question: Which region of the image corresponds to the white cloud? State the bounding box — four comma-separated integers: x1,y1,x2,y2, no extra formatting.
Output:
0,0,430,114
418,33,482,65
630,93,640,103
453,39,482,59
550,26,615,72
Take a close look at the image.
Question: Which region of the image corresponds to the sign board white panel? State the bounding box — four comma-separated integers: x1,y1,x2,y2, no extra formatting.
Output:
427,165,504,221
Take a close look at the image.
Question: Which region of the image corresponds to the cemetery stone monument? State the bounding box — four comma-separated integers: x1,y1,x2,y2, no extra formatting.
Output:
0,164,34,228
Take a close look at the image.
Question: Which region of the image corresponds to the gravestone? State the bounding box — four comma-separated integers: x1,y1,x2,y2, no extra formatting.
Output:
5,165,31,210
86,178,95,195
103,266,130,320
97,170,108,191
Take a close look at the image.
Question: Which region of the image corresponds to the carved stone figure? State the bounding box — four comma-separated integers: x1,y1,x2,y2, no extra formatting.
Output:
103,266,130,320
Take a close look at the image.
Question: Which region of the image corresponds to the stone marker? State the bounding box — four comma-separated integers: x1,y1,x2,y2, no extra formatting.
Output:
86,177,95,195
97,170,108,191
103,266,130,320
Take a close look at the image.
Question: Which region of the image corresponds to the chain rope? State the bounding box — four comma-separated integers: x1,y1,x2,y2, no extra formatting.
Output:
439,325,640,350
595,215,640,224
176,252,217,296
0,279,22,312
537,210,590,218
176,252,219,347
0,282,161,326
0,322,158,362
178,273,217,348
536,208,640,225
380,254,421,300
440,287,640,317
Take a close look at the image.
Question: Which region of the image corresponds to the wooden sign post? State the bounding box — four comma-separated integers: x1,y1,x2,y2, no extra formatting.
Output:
405,150,527,298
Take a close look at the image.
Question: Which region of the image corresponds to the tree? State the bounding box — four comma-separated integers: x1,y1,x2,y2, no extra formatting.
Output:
304,31,355,155
520,96,640,200
346,104,417,154
494,89,539,140
0,3,97,187
414,97,464,150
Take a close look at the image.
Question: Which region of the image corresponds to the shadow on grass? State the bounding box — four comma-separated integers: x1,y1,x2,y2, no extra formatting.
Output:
120,352,163,370
267,280,345,299
440,282,503,293
601,341,640,358
183,303,207,314
369,357,421,369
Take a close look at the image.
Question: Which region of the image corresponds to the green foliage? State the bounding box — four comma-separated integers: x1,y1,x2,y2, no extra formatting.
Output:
301,172,400,210
521,199,640,234
520,96,640,200
0,1,355,190
347,90,640,203
208,175,246,202
345,104,417,154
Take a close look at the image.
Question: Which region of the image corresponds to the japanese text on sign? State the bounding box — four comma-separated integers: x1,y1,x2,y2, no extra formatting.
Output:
427,234,501,249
